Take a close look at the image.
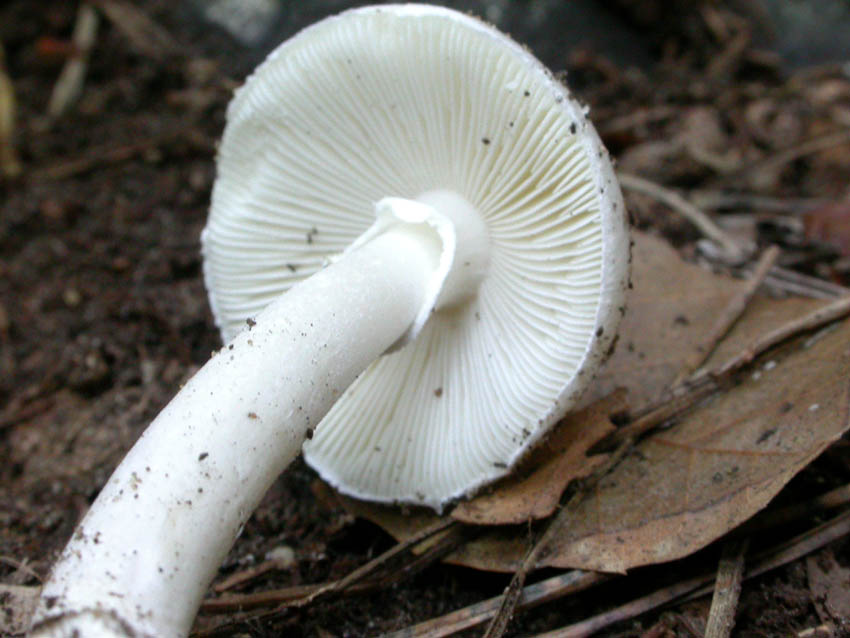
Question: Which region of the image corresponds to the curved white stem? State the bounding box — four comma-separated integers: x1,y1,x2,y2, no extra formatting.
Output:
31,210,451,638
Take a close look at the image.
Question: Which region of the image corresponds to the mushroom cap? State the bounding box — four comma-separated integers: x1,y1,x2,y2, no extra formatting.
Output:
202,4,629,510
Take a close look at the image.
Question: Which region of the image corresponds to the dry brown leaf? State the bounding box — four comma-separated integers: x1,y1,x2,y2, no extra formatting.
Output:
342,497,439,545
451,391,623,525
587,232,741,407
342,233,850,574
807,549,850,632
543,318,850,572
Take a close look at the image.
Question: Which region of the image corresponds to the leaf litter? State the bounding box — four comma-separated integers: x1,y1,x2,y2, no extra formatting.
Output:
344,231,850,573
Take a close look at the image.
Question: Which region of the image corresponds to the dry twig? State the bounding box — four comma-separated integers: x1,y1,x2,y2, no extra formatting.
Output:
481,441,631,638
763,266,849,300
796,625,834,638
688,509,850,602
212,552,295,593
712,294,850,377
197,528,468,635
618,172,747,262
383,571,608,638
743,483,850,534
47,3,99,120
529,511,850,638
596,106,677,136
201,583,320,614
706,24,750,80
0,41,22,178
294,517,459,609
0,394,57,433
598,293,850,451
673,245,780,384
93,0,182,61
30,124,212,181
742,128,850,181
690,190,826,214
388,503,850,638
532,574,707,638
380,524,473,588
0,556,42,584
198,519,463,629
704,539,749,638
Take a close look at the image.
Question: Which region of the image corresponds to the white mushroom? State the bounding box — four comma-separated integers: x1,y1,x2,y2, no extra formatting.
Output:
31,5,629,638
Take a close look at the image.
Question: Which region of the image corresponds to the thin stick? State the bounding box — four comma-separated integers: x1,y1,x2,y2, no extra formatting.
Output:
701,509,850,598
94,0,182,61
596,106,677,136
742,128,850,179
197,524,468,636
0,395,57,432
706,24,750,79
482,441,631,638
764,266,849,300
212,555,295,593
373,524,472,589
0,556,42,583
200,584,322,613
796,625,833,637
201,517,456,614
673,246,779,384
704,539,749,638
30,127,197,181
531,510,850,638
303,517,458,606
598,294,850,450
0,42,22,178
592,384,717,454
618,172,745,262
683,509,850,607
689,190,826,214
379,486,850,637
809,483,850,511
741,483,850,534
533,575,710,638
47,3,99,119
712,294,850,378
383,571,608,638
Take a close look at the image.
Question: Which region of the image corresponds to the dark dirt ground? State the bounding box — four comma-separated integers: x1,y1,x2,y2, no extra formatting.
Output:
2,1,850,637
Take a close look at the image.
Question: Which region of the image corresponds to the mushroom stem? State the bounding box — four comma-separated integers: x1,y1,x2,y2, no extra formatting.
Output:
31,211,451,638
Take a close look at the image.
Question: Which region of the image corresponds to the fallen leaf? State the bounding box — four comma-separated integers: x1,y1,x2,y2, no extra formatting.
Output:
591,233,832,405
807,549,850,633
343,498,440,547
543,317,850,572
451,391,623,525
342,233,850,574
587,232,738,407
